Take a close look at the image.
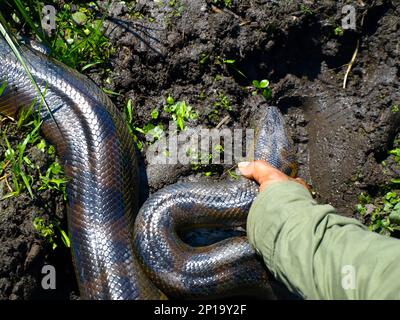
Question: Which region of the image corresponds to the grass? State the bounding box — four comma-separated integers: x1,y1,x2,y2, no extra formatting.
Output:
0,98,69,247
50,2,114,71
0,98,68,199
0,1,114,72
0,0,113,248
356,143,400,236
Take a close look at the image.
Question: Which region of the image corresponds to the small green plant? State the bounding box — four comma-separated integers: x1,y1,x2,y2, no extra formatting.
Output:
391,104,399,113
124,99,165,150
199,53,211,65
208,91,232,122
214,92,232,111
33,217,70,250
51,3,114,71
0,97,68,201
39,161,68,200
0,118,41,199
227,168,240,180
357,191,400,235
164,96,198,131
215,56,246,78
356,145,400,236
252,79,272,100
0,82,7,96
0,1,114,72
300,4,313,15
212,0,233,8
168,0,184,16
334,26,344,36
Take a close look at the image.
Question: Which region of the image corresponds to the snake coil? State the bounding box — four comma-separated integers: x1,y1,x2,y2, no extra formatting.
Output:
0,36,296,299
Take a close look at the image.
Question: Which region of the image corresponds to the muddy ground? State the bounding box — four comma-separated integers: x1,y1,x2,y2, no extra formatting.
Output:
0,0,399,299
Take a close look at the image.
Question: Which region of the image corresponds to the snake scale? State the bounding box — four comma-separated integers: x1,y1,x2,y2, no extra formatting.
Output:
0,36,297,299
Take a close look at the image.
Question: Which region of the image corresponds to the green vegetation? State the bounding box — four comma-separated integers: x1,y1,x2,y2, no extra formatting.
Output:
50,2,114,71
215,56,246,79
163,96,198,131
0,88,68,248
1,105,70,247
167,0,184,17
33,216,70,250
0,103,42,200
252,79,272,100
214,92,232,111
38,160,68,200
334,26,344,37
1,1,113,72
199,53,211,65
356,144,400,236
125,96,198,151
300,4,314,15
208,92,232,122
211,0,233,8
0,100,68,200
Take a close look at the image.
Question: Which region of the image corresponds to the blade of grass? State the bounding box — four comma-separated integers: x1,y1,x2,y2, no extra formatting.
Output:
0,81,7,96
12,0,49,45
0,16,64,140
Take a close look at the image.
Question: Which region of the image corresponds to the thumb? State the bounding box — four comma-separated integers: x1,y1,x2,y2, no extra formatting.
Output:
238,160,291,190
237,161,254,177
238,160,278,183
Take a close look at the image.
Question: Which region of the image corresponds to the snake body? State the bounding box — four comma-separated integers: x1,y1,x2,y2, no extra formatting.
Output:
0,36,297,299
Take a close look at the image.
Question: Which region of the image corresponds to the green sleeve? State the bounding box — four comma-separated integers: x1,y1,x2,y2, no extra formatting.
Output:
247,180,400,299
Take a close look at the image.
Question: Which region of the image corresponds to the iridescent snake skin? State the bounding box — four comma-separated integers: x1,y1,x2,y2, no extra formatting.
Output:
0,36,297,299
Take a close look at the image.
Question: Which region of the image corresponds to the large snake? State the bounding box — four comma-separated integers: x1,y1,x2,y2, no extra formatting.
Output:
0,36,297,299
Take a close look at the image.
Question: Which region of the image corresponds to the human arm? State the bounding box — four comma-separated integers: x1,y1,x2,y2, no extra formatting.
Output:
239,161,400,299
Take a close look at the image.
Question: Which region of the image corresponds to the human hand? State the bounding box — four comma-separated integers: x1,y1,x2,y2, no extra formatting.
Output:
238,160,310,193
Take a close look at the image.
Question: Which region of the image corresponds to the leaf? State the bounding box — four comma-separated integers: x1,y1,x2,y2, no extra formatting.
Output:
391,178,400,184
151,110,159,119
81,61,101,71
50,162,62,175
386,192,397,200
0,81,7,96
259,79,269,88
72,12,88,25
177,101,186,117
126,99,133,122
37,139,46,152
102,88,122,96
262,88,272,100
228,170,239,180
252,80,259,88
177,117,185,131
167,95,175,105
60,229,71,248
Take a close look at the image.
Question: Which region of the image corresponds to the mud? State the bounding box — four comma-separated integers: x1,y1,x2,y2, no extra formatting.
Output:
1,0,399,299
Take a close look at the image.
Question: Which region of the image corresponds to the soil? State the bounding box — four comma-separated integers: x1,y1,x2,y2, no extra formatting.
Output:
0,0,399,299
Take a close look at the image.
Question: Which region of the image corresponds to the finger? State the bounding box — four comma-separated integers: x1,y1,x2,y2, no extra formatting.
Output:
238,160,277,183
